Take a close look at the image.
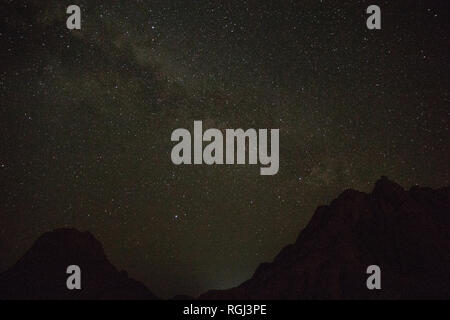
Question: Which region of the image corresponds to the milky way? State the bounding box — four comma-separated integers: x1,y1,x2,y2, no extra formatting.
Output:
1,0,449,297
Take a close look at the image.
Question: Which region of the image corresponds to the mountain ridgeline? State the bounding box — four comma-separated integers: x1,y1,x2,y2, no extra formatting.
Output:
200,177,450,299
0,177,448,299
0,228,158,300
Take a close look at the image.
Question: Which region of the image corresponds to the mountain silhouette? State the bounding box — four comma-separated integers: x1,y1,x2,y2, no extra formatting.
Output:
1,178,448,299
200,177,450,299
0,228,158,299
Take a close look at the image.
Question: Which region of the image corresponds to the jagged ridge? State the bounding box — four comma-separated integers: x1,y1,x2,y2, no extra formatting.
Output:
1,177,448,300
200,177,450,299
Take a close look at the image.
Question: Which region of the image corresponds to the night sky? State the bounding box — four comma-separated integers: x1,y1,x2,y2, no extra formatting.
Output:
1,0,449,298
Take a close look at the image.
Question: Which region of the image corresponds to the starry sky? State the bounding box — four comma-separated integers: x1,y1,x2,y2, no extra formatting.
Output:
0,0,449,298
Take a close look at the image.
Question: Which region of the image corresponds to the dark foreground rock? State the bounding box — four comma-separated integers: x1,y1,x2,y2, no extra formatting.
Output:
1,177,448,300
200,177,450,299
0,228,158,300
